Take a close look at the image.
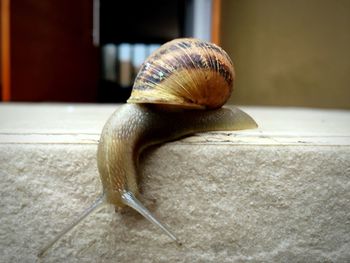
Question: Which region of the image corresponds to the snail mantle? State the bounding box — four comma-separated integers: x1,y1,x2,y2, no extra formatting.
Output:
0,103,349,262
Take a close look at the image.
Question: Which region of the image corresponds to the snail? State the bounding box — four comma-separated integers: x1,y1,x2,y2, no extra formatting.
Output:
38,38,257,257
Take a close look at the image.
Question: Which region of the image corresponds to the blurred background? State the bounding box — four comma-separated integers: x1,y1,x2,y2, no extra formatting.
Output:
1,0,349,109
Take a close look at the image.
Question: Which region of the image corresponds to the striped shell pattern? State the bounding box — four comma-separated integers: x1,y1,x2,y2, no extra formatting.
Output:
127,38,235,109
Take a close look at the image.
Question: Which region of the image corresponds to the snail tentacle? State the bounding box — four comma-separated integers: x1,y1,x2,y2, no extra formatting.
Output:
121,191,182,245
38,194,106,257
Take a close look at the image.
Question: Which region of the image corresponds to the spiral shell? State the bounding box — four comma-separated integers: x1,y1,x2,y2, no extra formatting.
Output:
127,38,235,109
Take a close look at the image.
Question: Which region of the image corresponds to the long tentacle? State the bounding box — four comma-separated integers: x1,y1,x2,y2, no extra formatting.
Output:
38,194,106,257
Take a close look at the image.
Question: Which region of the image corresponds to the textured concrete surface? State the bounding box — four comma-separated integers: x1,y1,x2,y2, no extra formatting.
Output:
0,103,350,262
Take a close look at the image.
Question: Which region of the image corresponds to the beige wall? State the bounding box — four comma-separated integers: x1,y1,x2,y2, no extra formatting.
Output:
221,0,350,109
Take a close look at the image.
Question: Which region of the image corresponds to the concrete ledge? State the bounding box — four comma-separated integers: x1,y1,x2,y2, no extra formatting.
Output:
0,103,349,262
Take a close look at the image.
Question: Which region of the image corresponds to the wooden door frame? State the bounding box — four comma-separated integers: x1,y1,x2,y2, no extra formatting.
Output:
211,0,221,45
1,0,10,101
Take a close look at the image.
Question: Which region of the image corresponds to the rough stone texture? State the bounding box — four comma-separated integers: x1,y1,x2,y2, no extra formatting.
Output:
0,104,349,262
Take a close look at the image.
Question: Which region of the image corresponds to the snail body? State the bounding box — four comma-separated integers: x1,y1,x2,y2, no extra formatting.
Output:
98,103,256,208
38,38,257,256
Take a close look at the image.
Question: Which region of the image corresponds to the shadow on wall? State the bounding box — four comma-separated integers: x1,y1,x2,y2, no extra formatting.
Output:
221,0,350,109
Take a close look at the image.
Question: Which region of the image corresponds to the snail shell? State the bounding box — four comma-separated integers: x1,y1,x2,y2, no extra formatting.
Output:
128,38,235,109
